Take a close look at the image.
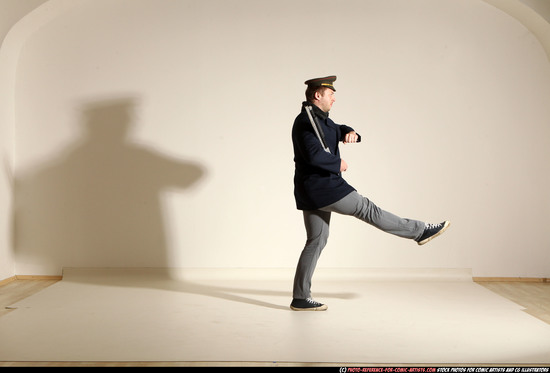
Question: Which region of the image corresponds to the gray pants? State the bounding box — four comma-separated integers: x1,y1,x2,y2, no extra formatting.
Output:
292,191,425,299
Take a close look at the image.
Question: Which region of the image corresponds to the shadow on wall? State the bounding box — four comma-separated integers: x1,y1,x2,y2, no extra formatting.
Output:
13,98,205,273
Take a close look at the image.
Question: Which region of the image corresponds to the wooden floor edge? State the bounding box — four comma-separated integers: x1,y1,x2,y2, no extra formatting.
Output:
0,276,16,286
15,275,63,281
2,275,548,285
0,275,63,285
473,277,549,283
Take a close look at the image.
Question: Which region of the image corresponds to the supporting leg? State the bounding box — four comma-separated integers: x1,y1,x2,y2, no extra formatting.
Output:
292,209,331,300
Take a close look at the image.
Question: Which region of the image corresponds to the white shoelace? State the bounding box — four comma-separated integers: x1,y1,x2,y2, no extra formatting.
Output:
306,297,321,305
426,223,443,230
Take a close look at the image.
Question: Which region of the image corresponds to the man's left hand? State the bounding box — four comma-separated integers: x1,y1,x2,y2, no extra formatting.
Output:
343,131,359,144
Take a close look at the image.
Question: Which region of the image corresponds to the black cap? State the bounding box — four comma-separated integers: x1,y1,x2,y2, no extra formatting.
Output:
304,75,337,91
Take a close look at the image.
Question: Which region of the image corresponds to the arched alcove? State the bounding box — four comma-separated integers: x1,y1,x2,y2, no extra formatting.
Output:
2,0,549,278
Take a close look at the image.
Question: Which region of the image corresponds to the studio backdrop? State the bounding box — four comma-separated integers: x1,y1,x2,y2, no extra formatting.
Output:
2,0,549,277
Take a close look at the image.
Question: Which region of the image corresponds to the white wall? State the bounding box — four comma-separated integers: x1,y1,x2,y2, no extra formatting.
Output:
521,0,550,23
0,0,49,280
0,34,14,280
485,0,550,62
9,0,550,277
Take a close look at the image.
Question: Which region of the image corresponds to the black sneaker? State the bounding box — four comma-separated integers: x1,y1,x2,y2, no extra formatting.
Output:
416,221,450,245
290,297,328,311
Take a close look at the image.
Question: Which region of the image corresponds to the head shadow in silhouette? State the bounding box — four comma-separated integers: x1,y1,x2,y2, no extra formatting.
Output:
14,97,205,270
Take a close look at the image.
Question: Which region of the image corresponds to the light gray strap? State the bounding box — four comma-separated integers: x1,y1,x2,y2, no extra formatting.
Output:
305,106,330,153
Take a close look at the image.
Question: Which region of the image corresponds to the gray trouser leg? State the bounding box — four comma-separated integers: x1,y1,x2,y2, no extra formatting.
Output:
292,209,331,299
321,191,425,240
292,191,425,299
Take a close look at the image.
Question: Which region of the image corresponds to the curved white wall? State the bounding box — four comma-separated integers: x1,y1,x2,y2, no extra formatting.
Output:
7,0,550,277
0,0,50,280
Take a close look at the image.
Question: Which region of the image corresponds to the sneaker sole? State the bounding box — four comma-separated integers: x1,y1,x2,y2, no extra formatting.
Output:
417,221,450,246
290,304,328,311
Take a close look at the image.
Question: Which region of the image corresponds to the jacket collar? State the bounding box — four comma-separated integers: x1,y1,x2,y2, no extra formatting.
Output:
302,101,329,120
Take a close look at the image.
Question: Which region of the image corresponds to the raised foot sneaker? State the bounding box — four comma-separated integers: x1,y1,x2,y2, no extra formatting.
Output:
290,297,328,311
416,221,450,245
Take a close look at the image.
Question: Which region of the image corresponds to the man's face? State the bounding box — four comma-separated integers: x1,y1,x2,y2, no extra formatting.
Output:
315,88,336,112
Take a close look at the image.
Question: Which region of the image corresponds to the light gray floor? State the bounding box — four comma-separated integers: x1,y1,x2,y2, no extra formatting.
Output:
1,268,550,365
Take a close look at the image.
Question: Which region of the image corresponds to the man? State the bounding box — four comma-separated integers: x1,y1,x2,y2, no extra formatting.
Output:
290,75,450,311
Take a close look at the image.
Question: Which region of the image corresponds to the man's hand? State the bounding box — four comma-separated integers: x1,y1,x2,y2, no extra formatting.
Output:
340,159,348,172
343,131,359,144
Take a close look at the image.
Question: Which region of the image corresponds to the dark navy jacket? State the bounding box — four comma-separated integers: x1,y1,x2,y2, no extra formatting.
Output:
292,102,361,210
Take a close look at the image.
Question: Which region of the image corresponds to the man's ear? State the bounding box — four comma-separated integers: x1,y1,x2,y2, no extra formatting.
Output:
313,90,322,101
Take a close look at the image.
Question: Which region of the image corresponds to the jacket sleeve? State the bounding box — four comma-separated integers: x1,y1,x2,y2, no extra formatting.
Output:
339,124,362,143
295,124,341,174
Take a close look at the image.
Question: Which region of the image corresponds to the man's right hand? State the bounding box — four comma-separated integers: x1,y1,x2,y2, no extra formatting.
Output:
340,159,348,172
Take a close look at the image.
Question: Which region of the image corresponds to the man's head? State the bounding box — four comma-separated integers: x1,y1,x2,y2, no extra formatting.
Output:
304,75,337,112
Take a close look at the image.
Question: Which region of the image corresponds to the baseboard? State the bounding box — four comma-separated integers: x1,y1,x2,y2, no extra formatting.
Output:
15,275,63,281
473,277,549,283
0,275,63,286
2,272,548,285
0,276,16,286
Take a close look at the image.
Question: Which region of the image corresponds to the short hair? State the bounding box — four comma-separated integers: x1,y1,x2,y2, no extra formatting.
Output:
305,86,330,103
